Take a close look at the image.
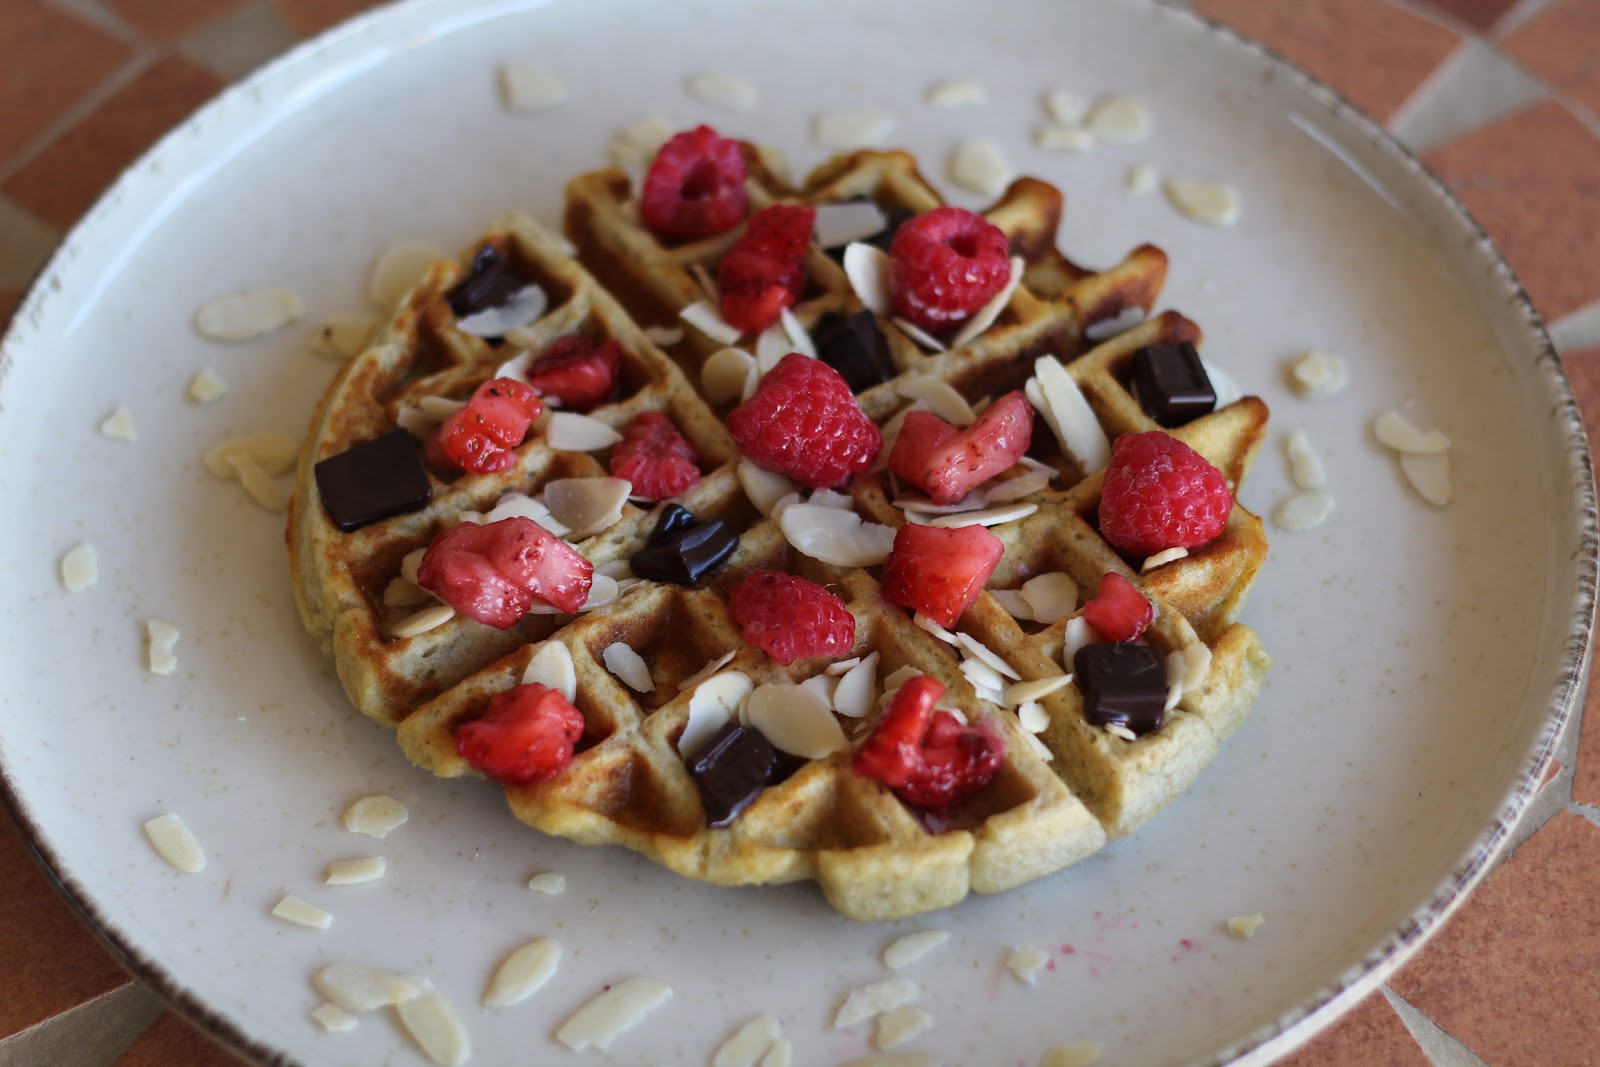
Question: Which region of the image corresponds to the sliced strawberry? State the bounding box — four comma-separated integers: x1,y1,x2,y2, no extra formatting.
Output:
417,516,594,626
455,683,585,785
524,336,623,412
718,205,815,334
878,523,1004,628
1081,571,1152,642
888,391,1033,506
852,674,1005,810
432,377,543,474
609,411,702,501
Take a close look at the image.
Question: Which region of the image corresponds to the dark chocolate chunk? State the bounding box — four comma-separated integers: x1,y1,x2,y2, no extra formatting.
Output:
822,203,914,261
1130,341,1216,427
688,721,782,827
1073,642,1168,738
648,503,701,546
812,310,896,393
630,510,738,587
446,245,530,318
313,430,432,532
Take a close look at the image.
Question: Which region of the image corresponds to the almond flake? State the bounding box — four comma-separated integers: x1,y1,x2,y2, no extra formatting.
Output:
145,620,179,676
324,856,386,885
203,431,298,478
272,894,332,929
194,286,304,341
143,812,204,872
1044,89,1090,124
761,1039,793,1067
1086,95,1151,144
514,643,575,704
1020,572,1078,624
492,347,537,381
875,1004,931,1050
60,542,97,591
1374,410,1450,454
603,641,653,693
704,347,758,404
1004,676,1070,706
485,937,561,1007
610,116,674,171
498,62,566,112
833,652,879,718
1020,728,1054,762
1062,616,1094,668
681,299,744,345
1400,450,1452,507
1033,125,1094,152
678,650,737,692
311,1003,358,1032
826,656,863,675
895,376,975,426
229,455,288,512
813,111,895,150
187,368,228,404
1007,945,1049,985
390,603,455,638
801,672,839,708
779,306,816,358
844,242,893,316
950,256,1024,349
484,491,566,534
755,323,793,374
883,929,950,970
981,467,1051,503
1018,700,1050,733
913,613,958,644
1288,350,1347,396
545,477,630,538
955,632,1021,679
836,1055,940,1067
1141,546,1189,572
1164,179,1241,227
312,964,426,1012
1226,913,1266,940
747,683,848,759
1031,356,1110,473
1105,723,1139,742
949,139,1012,197
778,502,896,567
1042,1043,1104,1067
396,986,470,1067
1284,430,1326,490
395,405,437,439
344,795,408,838
545,412,623,451
688,71,760,113
713,1014,782,1067
311,314,379,360
529,871,566,894
960,658,1007,698
455,284,548,336
1126,164,1159,195
682,671,753,756
99,406,136,441
928,502,1037,528
927,79,983,107
815,201,888,249
1206,359,1244,408
1084,305,1148,342
892,315,946,352
896,493,986,515
1272,489,1335,532
737,459,797,517
369,241,447,310
534,572,618,614
556,977,673,1051
834,976,919,1027
1181,642,1212,693
991,589,1033,620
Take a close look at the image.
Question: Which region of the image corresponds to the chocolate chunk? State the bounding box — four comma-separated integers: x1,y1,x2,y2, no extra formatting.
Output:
314,430,432,532
446,245,529,318
1073,642,1168,738
630,509,738,587
1130,341,1216,427
688,721,782,827
812,310,896,393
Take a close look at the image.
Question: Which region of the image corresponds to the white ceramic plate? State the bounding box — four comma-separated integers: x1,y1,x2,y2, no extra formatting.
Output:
1,1,1591,1065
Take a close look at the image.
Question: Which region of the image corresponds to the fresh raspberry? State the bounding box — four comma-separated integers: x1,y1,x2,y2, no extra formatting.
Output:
431,377,542,474
524,335,622,412
887,207,1012,333
727,570,857,666
852,674,1005,810
718,204,816,333
639,125,748,243
1081,572,1152,642
888,391,1033,505
417,516,594,626
455,683,585,785
879,523,1004,628
609,411,702,501
1097,431,1233,558
726,353,881,488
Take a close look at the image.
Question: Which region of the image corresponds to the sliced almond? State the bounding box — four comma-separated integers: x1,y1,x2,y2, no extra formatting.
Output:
484,937,561,1008
272,894,332,929
1062,616,1095,668
891,315,946,353
60,542,97,591
1086,95,1151,144
949,139,1012,197
1044,88,1090,124
1284,430,1326,491
310,1003,358,1032
313,964,426,1012
678,650,737,692
834,976,919,1028
1164,179,1241,227
1226,913,1266,940
844,242,893,316
99,406,136,441
1018,700,1051,733
1007,945,1049,985
1373,410,1450,454
528,871,566,894
687,71,759,113
682,671,753,756
603,642,653,693
713,1015,782,1067
228,455,287,512
369,241,447,310
681,300,743,345
521,643,578,703
955,632,1021,680
145,620,179,676
1031,356,1110,473
778,502,896,567
760,1038,793,1067
779,307,816,358
1180,641,1212,694
833,652,879,718
704,347,758,404
390,603,455,639
343,795,408,838
395,986,470,1067
1140,547,1189,572
874,1004,931,1050
927,79,983,107
1004,675,1071,706
187,368,228,404
980,467,1050,503
895,376,975,426
143,813,204,872
194,286,304,342
949,254,1024,349
498,63,566,112
746,683,848,759
814,201,888,249
324,856,386,885
1288,350,1346,396
991,589,1033,620
555,977,673,1052
960,658,1008,699
455,284,548,337
928,502,1037,528
1126,163,1159,195
1020,572,1078,625
1400,450,1452,507
1019,728,1055,762
545,412,623,452
813,111,894,150
204,431,298,478
545,477,631,538
1272,489,1335,531
883,929,950,971
737,459,797,517
1033,125,1095,152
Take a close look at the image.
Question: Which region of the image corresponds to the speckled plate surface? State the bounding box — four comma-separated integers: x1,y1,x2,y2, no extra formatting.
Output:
0,1,1591,1065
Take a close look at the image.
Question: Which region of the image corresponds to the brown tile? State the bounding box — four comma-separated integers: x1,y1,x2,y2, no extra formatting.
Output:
1194,0,1462,122
104,0,254,43
0,813,131,1039
274,0,389,37
0,0,134,167
1272,989,1431,1067
1502,0,1600,118
1389,809,1600,1064
116,1012,250,1067
1,56,224,230
1410,0,1522,32
1423,100,1600,322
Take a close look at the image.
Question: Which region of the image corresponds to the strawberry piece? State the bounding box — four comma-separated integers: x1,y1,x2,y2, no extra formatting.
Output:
887,207,1012,333
417,516,594,626
852,674,1005,810
727,570,856,665
1081,572,1152,642
726,353,881,488
455,683,585,785
879,523,1004,628
888,391,1033,505
717,204,816,334
609,411,702,501
639,125,748,243
1097,431,1233,558
524,336,623,412
432,377,542,474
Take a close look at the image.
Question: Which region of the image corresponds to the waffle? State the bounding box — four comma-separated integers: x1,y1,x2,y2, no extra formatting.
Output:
288,147,1270,920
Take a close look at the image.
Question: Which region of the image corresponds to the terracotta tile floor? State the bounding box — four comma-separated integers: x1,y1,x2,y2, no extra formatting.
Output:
0,1,1596,1065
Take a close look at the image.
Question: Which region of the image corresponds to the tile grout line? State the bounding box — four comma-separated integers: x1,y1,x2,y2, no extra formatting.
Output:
0,48,160,188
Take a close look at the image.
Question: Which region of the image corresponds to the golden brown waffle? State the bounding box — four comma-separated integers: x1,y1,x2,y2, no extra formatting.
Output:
289,147,1270,920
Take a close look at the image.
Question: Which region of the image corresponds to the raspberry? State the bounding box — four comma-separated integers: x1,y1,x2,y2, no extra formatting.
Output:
524,335,622,412
639,125,748,243
727,570,856,665
1097,431,1233,558
1081,572,1152,642
431,377,542,474
879,523,1004,628
417,516,594,626
888,390,1033,505
852,674,1005,810
609,411,702,501
887,207,1012,332
455,683,585,785
726,353,882,488
718,204,816,333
